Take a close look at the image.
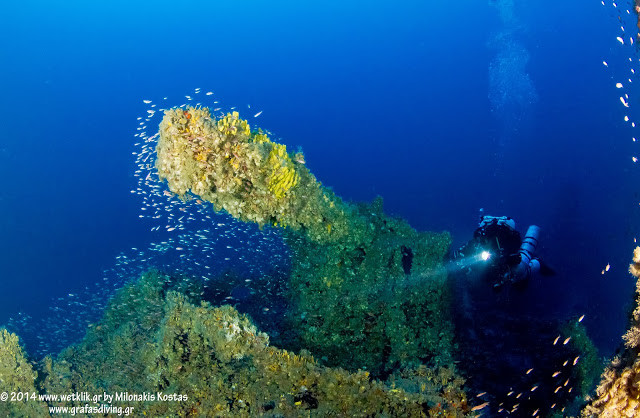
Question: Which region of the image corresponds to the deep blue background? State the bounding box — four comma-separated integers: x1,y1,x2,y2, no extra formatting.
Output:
1,0,638,354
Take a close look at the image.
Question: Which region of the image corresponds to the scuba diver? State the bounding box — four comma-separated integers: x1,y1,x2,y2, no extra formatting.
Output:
451,216,568,416
452,215,554,290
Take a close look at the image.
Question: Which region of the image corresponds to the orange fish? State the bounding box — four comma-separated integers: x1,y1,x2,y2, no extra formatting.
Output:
471,402,489,411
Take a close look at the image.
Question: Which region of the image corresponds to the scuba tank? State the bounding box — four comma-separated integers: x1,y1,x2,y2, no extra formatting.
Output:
513,225,541,283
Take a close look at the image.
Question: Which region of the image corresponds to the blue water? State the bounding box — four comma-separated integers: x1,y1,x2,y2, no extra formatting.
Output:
0,0,637,371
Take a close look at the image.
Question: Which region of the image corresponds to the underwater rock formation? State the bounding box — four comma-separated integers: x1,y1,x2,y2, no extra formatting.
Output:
0,329,49,417
0,108,471,416
156,106,361,245
283,197,454,376
156,107,455,376
3,271,473,416
0,105,614,416
582,247,640,416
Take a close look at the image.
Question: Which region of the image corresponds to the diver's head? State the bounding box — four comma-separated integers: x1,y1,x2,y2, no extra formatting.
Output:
478,215,516,230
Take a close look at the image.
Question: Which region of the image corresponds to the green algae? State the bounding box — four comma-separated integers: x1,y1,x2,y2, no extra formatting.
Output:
156,107,456,376
0,329,49,417
32,271,472,417
282,197,454,376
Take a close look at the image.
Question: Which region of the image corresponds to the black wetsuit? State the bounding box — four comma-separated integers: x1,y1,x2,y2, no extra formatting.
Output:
456,219,522,289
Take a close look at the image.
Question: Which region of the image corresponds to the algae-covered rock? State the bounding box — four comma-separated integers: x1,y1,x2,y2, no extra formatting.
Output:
35,271,472,417
283,197,454,376
559,319,602,400
156,106,360,245
0,106,471,416
156,109,455,375
0,329,49,417
582,247,640,417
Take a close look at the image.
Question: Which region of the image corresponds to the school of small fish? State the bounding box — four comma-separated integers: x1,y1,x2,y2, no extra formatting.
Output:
6,0,640,411
603,0,640,175
6,88,282,358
